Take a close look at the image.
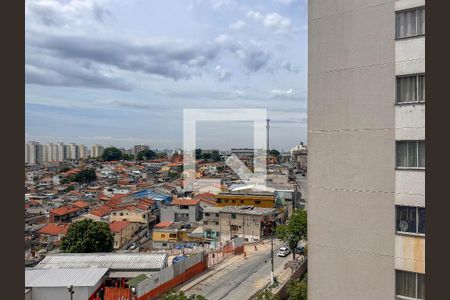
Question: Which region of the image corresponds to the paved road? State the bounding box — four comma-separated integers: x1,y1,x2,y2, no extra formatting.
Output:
295,174,308,203
183,239,291,300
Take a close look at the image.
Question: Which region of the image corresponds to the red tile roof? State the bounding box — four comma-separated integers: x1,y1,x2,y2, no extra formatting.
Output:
39,223,69,236
171,198,199,206
90,205,114,217
109,221,130,233
50,205,80,216
155,222,174,228
73,200,89,209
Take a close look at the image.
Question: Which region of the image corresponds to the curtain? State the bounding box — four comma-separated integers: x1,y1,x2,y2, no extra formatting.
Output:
418,75,425,102
418,141,425,168
397,76,417,103
417,273,425,299
396,270,416,298
417,7,425,35
407,141,418,167
396,142,408,167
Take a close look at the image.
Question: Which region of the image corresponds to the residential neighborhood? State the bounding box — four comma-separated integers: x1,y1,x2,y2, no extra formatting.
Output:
24,144,308,299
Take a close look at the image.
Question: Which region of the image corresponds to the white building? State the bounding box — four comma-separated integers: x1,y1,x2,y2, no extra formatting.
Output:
91,144,104,158
25,141,43,164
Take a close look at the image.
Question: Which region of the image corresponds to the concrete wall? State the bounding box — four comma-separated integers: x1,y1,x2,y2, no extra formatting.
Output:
308,0,396,299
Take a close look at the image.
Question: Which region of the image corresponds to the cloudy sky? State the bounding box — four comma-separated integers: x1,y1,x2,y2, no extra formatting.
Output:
25,0,307,151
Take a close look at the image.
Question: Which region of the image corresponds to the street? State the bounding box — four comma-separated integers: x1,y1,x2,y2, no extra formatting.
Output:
181,239,291,300
295,173,308,203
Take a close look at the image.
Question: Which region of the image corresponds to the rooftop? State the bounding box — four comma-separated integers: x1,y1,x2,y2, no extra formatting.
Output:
36,253,167,271
109,221,130,233
50,205,80,216
25,268,109,287
220,206,277,215
38,223,69,235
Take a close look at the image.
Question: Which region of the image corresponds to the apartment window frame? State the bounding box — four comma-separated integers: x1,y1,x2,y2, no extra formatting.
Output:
396,73,425,104
396,270,425,300
396,140,425,170
395,6,425,40
395,205,425,237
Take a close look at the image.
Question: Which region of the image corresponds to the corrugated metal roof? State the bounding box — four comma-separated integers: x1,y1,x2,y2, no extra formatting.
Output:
25,268,108,287
36,253,167,271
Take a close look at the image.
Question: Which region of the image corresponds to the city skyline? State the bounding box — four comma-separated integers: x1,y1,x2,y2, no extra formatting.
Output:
25,0,308,150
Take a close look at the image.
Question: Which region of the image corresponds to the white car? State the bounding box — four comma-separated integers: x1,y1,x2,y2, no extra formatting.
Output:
277,247,291,257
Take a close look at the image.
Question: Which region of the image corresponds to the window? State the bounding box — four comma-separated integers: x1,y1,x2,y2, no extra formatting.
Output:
161,234,166,238
396,206,425,235
215,221,219,225
203,221,208,225
205,213,210,216
396,7,425,39
396,270,425,299
255,201,261,205
396,141,425,169
231,213,236,219
397,74,425,103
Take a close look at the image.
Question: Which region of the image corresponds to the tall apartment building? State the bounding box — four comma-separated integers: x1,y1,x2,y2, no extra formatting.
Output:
79,144,89,159
308,1,425,299
25,141,43,164
91,144,104,158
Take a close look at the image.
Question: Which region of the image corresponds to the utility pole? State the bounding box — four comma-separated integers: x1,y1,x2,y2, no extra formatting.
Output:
67,285,74,300
271,231,274,285
266,119,270,153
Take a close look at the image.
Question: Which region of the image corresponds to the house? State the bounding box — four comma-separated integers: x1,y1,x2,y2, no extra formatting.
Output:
49,205,82,223
38,223,69,247
160,198,202,223
152,222,200,249
202,206,221,240
109,221,139,249
72,200,90,214
218,206,278,243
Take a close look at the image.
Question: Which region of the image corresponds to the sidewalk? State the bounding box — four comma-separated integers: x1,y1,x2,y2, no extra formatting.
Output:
180,253,244,292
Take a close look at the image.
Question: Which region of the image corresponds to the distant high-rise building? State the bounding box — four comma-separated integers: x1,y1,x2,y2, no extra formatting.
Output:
67,143,79,160
56,142,66,161
79,144,88,159
308,1,425,299
133,144,149,155
91,144,104,158
25,141,43,164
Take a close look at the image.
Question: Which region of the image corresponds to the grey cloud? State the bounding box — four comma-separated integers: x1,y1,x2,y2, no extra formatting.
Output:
25,62,132,91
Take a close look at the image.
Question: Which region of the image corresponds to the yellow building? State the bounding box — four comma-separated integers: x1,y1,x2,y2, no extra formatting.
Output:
214,192,275,208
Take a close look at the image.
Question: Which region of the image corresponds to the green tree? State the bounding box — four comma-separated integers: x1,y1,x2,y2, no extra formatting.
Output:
137,149,156,161
211,150,221,161
276,209,307,259
61,219,113,253
287,276,307,300
101,147,123,161
269,149,280,157
254,289,279,300
162,291,207,300
122,153,135,161
65,185,75,192
195,148,202,159
72,168,97,184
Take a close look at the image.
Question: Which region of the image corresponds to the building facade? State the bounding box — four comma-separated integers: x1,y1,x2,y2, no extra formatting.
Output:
308,0,425,299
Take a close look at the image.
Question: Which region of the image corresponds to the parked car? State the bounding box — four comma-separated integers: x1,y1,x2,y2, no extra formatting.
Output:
277,247,291,257
129,242,138,250
294,246,305,255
